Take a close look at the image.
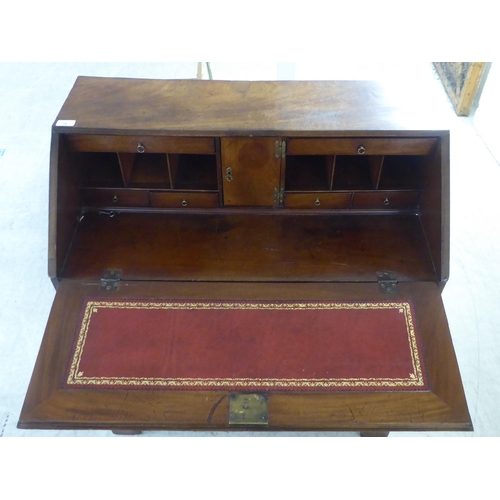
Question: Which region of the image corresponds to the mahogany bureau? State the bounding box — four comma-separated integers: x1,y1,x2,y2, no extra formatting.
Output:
18,77,472,435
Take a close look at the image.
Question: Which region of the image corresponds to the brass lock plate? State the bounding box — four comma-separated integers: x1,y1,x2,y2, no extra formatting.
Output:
228,393,268,426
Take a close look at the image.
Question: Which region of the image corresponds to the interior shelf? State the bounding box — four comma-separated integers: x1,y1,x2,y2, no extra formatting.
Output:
285,154,423,193
331,156,377,190
171,154,218,190
285,156,333,191
378,156,422,190
62,212,437,283
81,153,124,188
127,154,170,188
80,152,218,191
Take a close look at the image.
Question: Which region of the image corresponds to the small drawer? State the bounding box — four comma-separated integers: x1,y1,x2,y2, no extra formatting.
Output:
81,188,150,207
351,191,421,209
287,138,437,156
149,191,219,209
65,134,216,154
284,192,352,209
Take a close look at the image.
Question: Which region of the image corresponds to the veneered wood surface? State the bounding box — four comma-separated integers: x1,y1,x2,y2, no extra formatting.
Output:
36,77,463,434
287,138,438,155
350,190,421,209
283,192,352,209
18,280,472,432
55,78,448,136
221,137,281,206
419,135,449,282
65,134,216,154
60,212,436,282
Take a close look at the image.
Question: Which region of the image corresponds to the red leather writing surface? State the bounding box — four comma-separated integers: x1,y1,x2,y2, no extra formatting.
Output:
65,300,428,391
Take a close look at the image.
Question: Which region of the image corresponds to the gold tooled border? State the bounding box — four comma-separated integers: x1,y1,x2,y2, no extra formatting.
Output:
66,301,426,389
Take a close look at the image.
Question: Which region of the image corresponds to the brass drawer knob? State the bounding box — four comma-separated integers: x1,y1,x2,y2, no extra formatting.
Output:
383,197,390,206
357,145,366,155
137,142,146,153
315,198,321,206
112,195,118,203
181,199,188,207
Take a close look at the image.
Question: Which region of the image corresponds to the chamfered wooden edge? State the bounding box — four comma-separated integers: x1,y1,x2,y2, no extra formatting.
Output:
18,280,472,433
53,77,450,136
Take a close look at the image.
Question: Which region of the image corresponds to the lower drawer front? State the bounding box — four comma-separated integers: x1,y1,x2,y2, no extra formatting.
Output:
284,192,352,209
81,188,150,207
149,191,219,208
351,191,421,209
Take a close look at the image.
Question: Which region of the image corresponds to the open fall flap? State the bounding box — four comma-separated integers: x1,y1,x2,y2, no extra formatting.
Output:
19,279,472,432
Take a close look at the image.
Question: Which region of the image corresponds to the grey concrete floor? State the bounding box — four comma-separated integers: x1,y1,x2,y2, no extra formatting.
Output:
1,62,499,438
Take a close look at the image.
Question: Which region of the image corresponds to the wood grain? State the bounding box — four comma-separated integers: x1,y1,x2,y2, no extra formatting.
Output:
55,78,448,135
18,281,472,431
29,77,468,434
60,212,436,282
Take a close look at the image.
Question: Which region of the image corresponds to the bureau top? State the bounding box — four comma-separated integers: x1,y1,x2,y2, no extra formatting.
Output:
54,76,446,137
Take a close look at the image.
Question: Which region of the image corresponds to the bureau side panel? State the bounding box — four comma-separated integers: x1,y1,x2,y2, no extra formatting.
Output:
419,133,450,284
48,132,86,280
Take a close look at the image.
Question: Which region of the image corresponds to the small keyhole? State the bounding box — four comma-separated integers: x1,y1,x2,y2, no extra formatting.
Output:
112,195,118,203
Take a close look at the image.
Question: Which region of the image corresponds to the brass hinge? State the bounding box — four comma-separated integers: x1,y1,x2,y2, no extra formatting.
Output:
100,269,122,291
274,140,286,159
376,271,398,294
229,393,268,426
273,187,284,204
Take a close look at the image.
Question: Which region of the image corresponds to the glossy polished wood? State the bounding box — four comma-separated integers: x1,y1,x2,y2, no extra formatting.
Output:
287,138,438,156
18,281,471,431
65,134,216,154
55,78,447,135
221,137,281,206
23,77,469,434
61,212,436,282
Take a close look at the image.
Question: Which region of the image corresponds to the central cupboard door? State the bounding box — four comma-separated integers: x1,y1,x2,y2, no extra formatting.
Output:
221,138,282,206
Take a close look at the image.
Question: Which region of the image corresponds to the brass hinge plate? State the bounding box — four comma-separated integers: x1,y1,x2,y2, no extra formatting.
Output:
273,187,284,204
100,269,122,291
229,393,268,426
376,271,398,294
274,140,286,159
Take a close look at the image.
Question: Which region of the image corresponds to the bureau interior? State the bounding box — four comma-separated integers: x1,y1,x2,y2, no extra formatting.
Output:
52,134,446,285
81,152,218,190
285,154,423,191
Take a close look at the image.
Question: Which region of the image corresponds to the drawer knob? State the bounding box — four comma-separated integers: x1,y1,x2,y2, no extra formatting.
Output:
181,199,188,207
383,197,390,206
357,145,366,155
137,142,146,153
112,195,118,203
315,198,321,206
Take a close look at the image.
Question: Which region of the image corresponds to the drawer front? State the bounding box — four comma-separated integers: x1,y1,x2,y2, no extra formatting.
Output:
81,188,150,207
284,192,352,209
149,191,219,209
351,191,421,209
65,134,216,154
287,138,437,156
